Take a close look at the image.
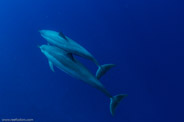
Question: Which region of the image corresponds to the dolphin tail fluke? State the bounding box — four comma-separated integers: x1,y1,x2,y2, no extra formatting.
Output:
110,94,127,116
96,64,115,79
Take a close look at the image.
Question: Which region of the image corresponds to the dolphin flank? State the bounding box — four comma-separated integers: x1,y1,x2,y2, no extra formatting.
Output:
39,44,127,116
39,30,115,79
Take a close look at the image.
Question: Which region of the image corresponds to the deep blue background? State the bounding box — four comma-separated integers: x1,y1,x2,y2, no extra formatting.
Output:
0,0,183,122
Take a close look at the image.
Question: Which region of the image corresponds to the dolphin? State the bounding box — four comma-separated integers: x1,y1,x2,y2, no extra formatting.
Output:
39,30,115,79
39,44,127,116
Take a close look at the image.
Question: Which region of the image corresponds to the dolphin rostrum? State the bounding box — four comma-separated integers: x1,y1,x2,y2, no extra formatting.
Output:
39,30,115,79
39,44,127,116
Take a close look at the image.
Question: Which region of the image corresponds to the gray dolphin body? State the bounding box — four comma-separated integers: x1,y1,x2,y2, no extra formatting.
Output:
40,44,127,116
40,30,115,79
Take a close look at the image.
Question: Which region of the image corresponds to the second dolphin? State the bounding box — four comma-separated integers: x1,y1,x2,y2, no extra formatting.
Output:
39,44,127,116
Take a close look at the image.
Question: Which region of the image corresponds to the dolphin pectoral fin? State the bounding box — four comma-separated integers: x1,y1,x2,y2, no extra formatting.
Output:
96,64,115,79
48,60,55,72
110,94,127,116
59,32,68,41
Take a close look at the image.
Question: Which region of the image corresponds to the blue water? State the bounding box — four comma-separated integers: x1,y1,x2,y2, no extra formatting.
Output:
0,0,183,122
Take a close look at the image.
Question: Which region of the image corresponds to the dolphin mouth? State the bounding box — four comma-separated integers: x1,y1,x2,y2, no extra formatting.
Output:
39,30,45,35
39,30,53,41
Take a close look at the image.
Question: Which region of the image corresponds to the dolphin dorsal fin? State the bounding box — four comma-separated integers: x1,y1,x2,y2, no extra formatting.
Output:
59,32,68,41
48,60,55,72
57,50,75,62
66,53,75,62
